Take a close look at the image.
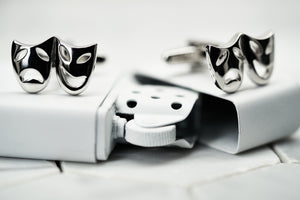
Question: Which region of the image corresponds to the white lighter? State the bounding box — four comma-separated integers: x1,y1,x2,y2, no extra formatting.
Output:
0,65,201,162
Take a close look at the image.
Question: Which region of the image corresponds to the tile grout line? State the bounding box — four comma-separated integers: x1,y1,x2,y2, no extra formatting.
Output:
188,146,282,186
270,144,300,164
186,145,284,199
186,162,281,200
269,144,285,163
54,161,63,173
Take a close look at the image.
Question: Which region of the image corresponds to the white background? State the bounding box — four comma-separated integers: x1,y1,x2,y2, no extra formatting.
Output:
0,0,299,81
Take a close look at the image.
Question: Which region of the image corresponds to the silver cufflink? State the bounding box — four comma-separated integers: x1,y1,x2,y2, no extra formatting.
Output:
11,37,100,95
162,31,275,93
11,37,56,94
56,39,97,95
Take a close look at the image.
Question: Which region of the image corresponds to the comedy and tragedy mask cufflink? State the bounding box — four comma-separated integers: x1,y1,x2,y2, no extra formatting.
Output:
162,31,275,93
11,37,99,95
11,37,56,93
56,39,97,95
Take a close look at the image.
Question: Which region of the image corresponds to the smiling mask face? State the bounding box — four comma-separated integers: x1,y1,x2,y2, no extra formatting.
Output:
56,40,97,95
206,34,245,93
241,32,274,85
11,37,56,93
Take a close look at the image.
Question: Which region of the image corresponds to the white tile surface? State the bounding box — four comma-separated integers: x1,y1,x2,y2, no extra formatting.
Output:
0,157,59,188
190,164,300,200
0,168,58,189
63,144,279,187
0,157,55,170
273,128,300,163
0,173,189,200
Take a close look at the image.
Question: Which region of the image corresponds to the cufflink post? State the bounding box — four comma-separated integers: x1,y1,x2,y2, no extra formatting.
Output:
162,41,214,67
96,55,106,63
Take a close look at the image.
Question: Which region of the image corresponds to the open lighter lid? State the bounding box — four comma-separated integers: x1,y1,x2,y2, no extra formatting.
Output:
135,65,300,154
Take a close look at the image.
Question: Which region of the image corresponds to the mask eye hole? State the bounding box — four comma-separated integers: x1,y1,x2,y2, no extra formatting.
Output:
249,40,263,56
59,45,71,62
14,49,28,62
232,47,244,60
35,47,50,62
216,50,228,66
76,53,91,64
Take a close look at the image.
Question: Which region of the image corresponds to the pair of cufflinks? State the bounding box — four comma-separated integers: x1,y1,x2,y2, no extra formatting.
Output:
11,31,274,95
11,37,97,95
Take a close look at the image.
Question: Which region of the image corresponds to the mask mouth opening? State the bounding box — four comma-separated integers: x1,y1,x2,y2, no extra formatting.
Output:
60,66,87,88
253,60,271,79
224,69,242,85
20,68,44,84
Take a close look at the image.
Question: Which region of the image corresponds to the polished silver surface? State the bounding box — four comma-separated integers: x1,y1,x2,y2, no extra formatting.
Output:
242,32,275,85
11,37,56,93
163,32,275,93
11,37,99,95
162,41,210,67
56,39,97,95
206,33,245,93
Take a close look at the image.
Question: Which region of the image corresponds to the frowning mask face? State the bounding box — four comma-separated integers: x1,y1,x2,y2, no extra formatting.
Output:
56,40,97,95
206,34,245,93
241,32,274,85
11,37,56,93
